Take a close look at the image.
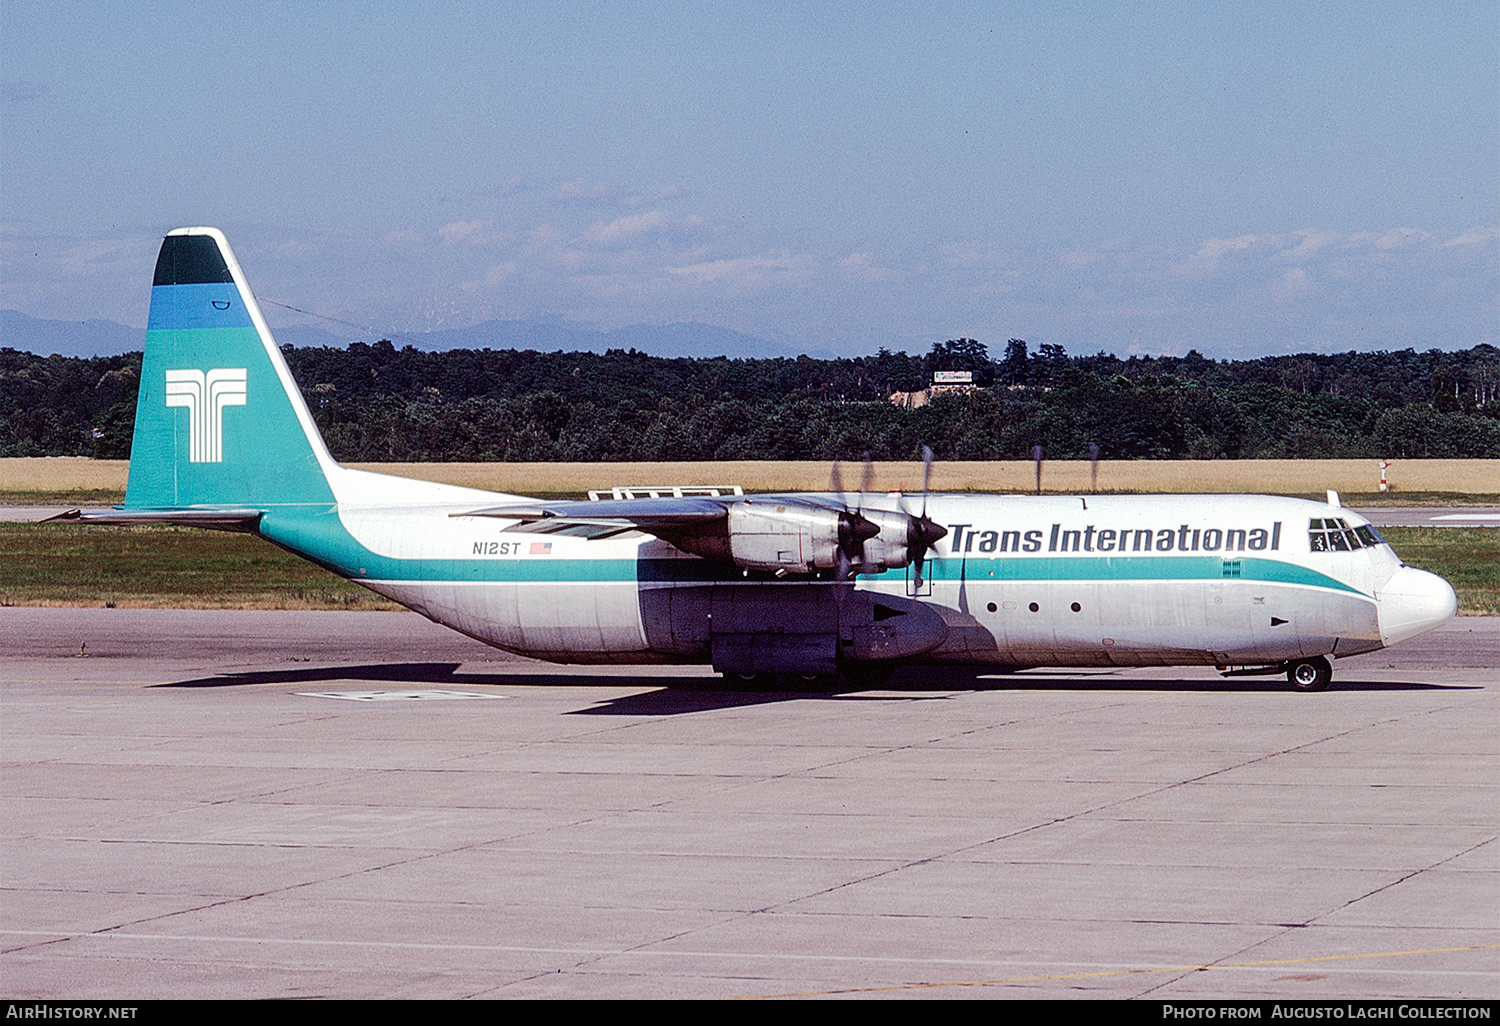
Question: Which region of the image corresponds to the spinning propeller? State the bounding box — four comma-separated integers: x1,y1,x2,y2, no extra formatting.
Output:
897,446,947,589
830,454,879,581
830,447,947,587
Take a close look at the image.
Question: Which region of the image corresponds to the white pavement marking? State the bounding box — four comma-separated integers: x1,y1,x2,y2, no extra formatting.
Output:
296,690,499,701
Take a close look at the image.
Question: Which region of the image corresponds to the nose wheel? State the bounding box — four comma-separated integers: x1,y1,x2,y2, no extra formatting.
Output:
1287,656,1332,692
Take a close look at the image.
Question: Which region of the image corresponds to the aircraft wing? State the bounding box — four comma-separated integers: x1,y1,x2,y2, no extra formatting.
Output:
451,496,731,531
451,493,942,582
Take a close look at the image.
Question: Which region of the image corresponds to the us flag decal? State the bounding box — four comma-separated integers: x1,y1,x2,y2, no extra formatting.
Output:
530,541,553,555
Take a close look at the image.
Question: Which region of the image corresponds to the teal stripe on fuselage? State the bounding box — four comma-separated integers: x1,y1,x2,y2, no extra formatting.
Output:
914,553,1367,596
262,508,1365,596
259,508,643,583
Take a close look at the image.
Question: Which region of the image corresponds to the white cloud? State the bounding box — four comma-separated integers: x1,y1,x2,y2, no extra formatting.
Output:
840,252,898,282
667,251,818,290
1194,234,1257,262
1352,227,1429,251
4,215,1493,357
938,243,1001,269
1276,230,1337,262
1443,225,1500,248
555,179,684,209
1270,266,1315,302
555,179,618,204
582,210,668,245
438,220,494,245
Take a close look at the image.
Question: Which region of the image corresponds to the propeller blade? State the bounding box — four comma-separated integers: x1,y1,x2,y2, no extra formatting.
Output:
860,452,874,497
836,545,851,584
904,444,945,590
830,459,846,505
920,444,933,517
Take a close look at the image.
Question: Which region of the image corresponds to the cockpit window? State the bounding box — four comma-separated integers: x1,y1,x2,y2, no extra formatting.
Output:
1308,517,1383,553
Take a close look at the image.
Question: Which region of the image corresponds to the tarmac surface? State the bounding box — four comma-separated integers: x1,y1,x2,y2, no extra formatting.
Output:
1353,507,1500,528
2,609,1496,1000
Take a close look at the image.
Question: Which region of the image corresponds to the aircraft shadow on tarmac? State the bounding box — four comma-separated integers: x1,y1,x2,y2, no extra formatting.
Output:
152,662,1468,715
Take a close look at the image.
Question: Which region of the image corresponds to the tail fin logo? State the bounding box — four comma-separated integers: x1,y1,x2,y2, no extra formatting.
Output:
165,368,247,463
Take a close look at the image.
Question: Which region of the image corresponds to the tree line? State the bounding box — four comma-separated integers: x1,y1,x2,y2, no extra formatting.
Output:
3,339,1498,462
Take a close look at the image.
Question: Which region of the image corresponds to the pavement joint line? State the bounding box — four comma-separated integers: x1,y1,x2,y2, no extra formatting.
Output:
711,703,1304,918
730,943,1500,999
724,705,1496,926
3,929,1494,983
1127,833,1500,999
1314,834,1500,920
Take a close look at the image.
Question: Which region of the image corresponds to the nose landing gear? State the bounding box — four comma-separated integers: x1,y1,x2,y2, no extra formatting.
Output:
1286,656,1332,692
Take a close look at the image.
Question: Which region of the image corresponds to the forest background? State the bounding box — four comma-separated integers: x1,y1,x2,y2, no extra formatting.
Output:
4,338,1499,464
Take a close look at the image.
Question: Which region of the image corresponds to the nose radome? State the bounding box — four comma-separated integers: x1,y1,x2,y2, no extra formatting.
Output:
1378,566,1458,648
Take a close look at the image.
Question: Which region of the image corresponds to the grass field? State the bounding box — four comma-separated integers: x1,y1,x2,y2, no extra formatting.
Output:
2,521,1493,616
4,457,1493,614
1381,527,1500,616
0,523,399,610
4,457,1497,504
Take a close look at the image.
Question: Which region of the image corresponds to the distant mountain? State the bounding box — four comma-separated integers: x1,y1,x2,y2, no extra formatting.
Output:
0,310,142,358
410,318,813,360
0,310,814,360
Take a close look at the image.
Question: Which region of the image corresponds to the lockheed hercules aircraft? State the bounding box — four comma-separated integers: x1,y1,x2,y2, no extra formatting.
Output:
55,228,1458,691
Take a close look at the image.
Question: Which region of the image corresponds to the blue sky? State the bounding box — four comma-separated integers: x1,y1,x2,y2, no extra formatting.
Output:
2,1,1495,358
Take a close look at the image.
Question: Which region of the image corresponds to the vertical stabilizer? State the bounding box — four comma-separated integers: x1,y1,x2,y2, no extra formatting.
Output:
125,228,337,510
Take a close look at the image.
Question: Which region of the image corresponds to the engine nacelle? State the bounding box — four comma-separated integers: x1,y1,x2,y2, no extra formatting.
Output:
855,508,917,571
668,499,937,577
724,500,844,573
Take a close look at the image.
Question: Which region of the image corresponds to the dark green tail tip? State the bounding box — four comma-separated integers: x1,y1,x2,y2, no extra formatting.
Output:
153,233,233,286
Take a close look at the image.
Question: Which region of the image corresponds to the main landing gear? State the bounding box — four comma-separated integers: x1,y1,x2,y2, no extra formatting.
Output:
727,662,896,689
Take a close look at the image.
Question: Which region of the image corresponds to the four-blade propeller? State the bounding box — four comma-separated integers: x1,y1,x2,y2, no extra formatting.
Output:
831,446,947,587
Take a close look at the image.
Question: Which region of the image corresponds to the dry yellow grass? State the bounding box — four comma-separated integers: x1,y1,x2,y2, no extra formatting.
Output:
3,457,1496,498
0,458,130,491
360,458,1500,495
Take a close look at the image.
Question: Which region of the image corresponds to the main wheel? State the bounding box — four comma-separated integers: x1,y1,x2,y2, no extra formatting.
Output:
1286,656,1332,692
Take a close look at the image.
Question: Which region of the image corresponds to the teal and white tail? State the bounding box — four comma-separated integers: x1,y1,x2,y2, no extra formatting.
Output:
125,227,338,512
50,226,525,597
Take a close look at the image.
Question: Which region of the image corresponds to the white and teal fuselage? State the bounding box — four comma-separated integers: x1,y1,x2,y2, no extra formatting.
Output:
334,488,1446,668
103,227,1456,678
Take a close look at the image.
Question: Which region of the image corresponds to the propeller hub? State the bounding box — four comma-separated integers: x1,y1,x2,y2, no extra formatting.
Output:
840,511,880,548
908,516,947,549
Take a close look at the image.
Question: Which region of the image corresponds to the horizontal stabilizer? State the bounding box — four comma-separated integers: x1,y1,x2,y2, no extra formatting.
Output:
47,507,264,533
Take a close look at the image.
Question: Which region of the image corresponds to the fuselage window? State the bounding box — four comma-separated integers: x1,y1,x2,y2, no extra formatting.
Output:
1308,517,1382,553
